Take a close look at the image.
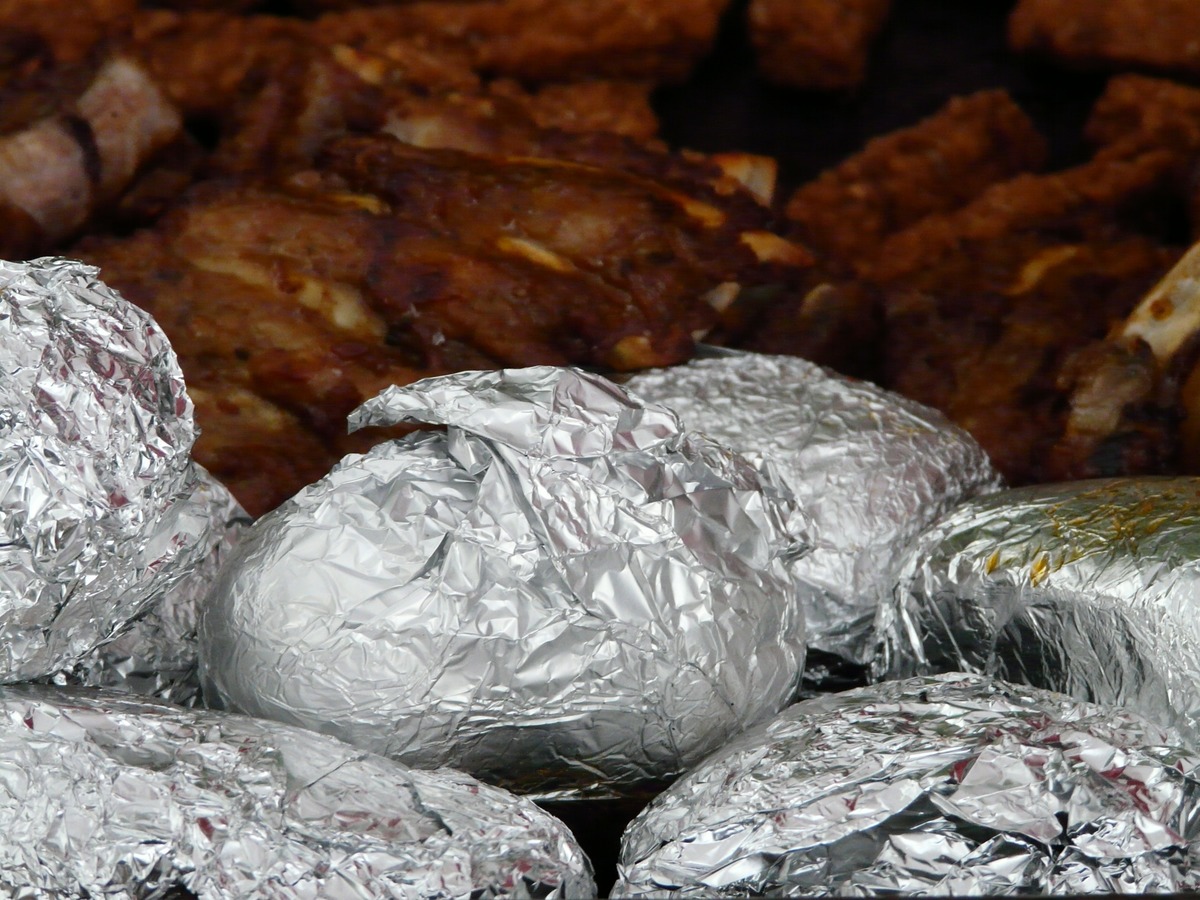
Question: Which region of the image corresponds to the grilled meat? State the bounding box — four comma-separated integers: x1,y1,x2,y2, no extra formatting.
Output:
1009,0,1200,78
784,89,1048,274
74,132,810,513
748,0,892,91
875,149,1187,484
316,0,732,83
0,54,181,256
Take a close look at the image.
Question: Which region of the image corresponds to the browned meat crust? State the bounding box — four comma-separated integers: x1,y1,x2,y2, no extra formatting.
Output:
1009,0,1200,77
316,0,732,83
74,133,810,513
871,149,1185,285
784,90,1048,273
882,234,1179,484
735,90,1047,378
489,79,660,142
124,11,327,119
1085,73,1200,153
871,149,1188,484
748,0,892,91
143,0,265,9
0,0,135,66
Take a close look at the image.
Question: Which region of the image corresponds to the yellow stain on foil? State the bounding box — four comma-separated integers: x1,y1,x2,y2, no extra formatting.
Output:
1029,553,1050,587
985,550,1001,575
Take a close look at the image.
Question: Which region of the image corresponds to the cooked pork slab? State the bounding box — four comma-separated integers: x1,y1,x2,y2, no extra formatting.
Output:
75,133,810,513
1010,0,1200,78
317,0,732,83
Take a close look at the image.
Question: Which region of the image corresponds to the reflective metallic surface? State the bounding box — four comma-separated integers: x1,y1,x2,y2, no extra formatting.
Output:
0,257,242,685
616,673,1200,897
0,684,595,897
200,366,808,800
626,352,1001,678
63,465,249,706
876,477,1200,744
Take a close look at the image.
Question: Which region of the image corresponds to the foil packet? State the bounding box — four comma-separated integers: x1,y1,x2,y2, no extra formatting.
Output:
60,464,249,706
626,351,1002,686
616,673,1200,897
876,477,1200,744
0,684,594,897
0,257,243,686
200,366,808,800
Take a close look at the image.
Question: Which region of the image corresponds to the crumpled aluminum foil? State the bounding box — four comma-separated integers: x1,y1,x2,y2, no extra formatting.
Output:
625,351,1002,685
0,683,595,897
616,673,1200,897
0,256,244,686
200,366,808,800
876,476,1200,745
60,464,248,706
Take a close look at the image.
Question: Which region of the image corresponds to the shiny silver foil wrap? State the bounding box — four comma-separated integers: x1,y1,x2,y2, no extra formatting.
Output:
63,464,248,706
625,352,1002,679
616,673,1200,897
876,477,1200,745
0,256,244,686
0,684,594,897
201,366,808,800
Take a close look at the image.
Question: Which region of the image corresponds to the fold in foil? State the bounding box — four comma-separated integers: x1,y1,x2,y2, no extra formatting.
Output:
201,366,809,800
61,464,249,706
626,352,1001,686
0,257,243,686
616,673,1200,897
876,477,1200,744
0,684,594,897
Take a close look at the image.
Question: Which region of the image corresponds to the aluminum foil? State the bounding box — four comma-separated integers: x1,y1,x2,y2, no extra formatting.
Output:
876,476,1200,745
625,351,1002,684
60,463,249,706
0,683,595,897
200,366,808,800
615,672,1200,897
0,256,243,685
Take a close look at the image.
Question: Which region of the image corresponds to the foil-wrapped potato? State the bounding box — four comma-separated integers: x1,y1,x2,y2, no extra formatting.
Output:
63,464,248,706
0,684,594,897
201,366,808,799
626,351,1001,687
617,673,1200,897
877,476,1200,744
0,257,245,688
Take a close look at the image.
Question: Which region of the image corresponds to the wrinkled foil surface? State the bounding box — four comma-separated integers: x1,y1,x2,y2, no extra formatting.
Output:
62,464,249,706
0,684,594,897
201,366,808,800
626,352,1002,678
876,477,1200,744
616,673,1200,897
0,257,241,685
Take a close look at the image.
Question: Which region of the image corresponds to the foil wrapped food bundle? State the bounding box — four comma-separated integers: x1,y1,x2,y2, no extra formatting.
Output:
63,464,248,706
616,673,1200,897
0,684,594,897
625,351,1002,686
200,365,808,801
0,256,245,688
876,477,1200,744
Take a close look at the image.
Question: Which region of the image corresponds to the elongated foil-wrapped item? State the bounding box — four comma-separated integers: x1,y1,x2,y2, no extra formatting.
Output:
0,257,243,685
877,477,1200,744
0,684,594,897
616,673,1200,897
626,352,1001,686
201,366,808,800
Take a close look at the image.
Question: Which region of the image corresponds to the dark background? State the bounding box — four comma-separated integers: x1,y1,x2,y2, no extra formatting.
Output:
657,0,1108,195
